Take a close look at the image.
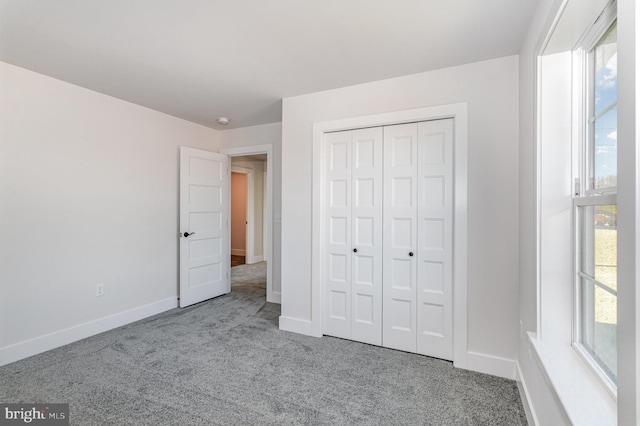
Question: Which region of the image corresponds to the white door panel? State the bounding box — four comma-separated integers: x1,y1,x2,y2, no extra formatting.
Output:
416,119,453,360
323,131,353,339
179,147,230,308
323,128,383,345
383,123,418,352
350,127,382,345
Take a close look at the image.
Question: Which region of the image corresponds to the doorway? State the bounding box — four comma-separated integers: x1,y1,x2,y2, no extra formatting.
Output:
222,144,277,304
231,168,250,267
230,159,265,267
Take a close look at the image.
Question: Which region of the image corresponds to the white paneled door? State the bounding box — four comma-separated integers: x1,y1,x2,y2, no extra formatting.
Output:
382,123,419,352
324,130,352,339
351,128,384,344
179,147,230,308
324,127,383,345
416,119,453,360
323,119,454,361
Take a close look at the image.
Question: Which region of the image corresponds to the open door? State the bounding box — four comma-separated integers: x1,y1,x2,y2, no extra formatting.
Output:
179,147,230,308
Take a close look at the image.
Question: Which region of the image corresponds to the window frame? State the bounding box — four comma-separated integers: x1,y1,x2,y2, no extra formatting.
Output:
572,2,618,397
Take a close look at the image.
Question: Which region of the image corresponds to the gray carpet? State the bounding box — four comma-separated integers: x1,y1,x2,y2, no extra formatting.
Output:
1,262,527,425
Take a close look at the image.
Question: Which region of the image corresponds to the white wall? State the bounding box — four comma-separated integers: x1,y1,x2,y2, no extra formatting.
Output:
0,62,219,365
220,123,282,295
280,56,520,367
538,51,573,343
517,0,565,423
616,1,640,423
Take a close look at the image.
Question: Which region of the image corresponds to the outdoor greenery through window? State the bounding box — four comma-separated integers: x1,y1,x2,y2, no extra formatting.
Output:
576,15,617,387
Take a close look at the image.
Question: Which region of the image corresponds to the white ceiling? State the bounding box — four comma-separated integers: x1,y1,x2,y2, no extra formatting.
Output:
0,0,538,130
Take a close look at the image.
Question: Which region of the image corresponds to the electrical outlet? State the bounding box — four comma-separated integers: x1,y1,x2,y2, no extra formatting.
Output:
95,283,104,297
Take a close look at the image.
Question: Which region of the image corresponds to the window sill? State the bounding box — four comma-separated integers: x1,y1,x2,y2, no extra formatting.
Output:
528,332,616,425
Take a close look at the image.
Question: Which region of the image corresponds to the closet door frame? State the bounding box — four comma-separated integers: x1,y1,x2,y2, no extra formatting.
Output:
311,103,469,370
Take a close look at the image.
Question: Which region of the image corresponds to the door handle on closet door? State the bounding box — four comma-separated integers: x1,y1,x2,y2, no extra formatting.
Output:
353,248,358,253
409,251,414,257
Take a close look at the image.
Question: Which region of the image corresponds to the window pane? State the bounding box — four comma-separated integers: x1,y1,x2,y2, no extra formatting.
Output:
581,279,617,380
593,106,617,189
579,204,617,381
594,22,617,117
579,205,617,289
580,205,596,277
594,211,617,290
591,21,617,191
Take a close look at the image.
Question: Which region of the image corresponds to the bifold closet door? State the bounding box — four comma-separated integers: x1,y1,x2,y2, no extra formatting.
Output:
416,119,453,360
382,123,419,352
324,127,383,345
383,119,453,360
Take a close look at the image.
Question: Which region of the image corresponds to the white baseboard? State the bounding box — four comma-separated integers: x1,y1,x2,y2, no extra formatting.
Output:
279,315,320,337
466,351,517,380
267,291,281,304
231,249,246,256
516,362,539,426
0,297,178,367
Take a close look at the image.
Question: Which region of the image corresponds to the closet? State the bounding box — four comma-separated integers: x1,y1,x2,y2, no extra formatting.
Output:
323,119,453,361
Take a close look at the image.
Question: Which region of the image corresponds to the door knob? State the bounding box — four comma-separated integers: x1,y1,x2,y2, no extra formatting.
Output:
409,251,414,257
353,248,358,253
183,232,196,237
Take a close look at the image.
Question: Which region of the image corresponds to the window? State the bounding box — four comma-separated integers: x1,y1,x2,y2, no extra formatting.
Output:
574,11,617,390
535,0,619,419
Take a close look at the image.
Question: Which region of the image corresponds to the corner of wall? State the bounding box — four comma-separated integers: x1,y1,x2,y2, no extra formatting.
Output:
466,351,517,380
